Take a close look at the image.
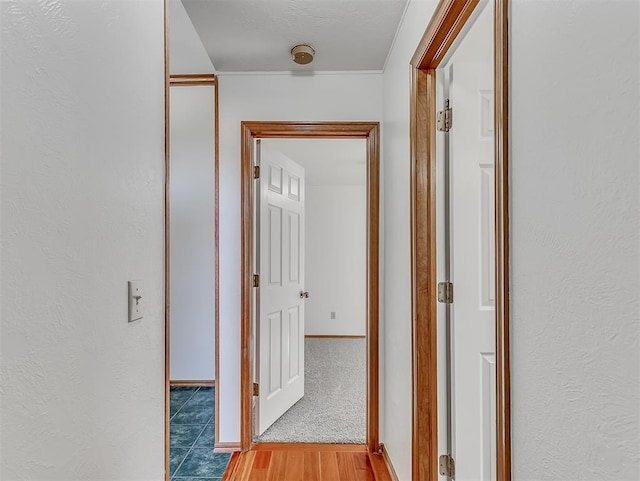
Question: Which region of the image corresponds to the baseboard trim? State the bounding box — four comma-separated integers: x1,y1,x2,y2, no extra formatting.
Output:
379,443,400,481
169,380,215,387
215,442,242,453
304,335,366,339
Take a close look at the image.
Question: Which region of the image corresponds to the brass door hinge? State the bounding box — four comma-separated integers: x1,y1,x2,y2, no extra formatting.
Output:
439,454,455,477
253,165,260,179
437,99,452,132
253,274,259,288
437,281,453,304
253,382,259,396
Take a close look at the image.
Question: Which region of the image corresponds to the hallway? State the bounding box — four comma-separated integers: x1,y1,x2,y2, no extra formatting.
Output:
2,1,638,480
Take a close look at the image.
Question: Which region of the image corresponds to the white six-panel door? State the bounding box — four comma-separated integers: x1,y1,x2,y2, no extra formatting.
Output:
443,2,496,480
256,147,306,436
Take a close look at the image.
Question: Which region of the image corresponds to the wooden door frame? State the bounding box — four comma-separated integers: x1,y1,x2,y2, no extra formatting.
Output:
164,73,220,480
409,1,511,481
240,121,380,453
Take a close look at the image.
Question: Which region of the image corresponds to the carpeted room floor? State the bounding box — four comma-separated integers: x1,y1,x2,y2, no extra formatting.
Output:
255,337,366,444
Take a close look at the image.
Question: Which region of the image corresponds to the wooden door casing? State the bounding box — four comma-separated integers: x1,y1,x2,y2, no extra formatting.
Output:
240,122,380,453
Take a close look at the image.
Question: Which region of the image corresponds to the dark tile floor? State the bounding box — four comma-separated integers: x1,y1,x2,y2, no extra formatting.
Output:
170,386,230,480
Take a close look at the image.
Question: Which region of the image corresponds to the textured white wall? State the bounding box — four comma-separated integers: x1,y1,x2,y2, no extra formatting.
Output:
169,0,215,74
381,1,437,479
217,72,383,443
1,1,165,480
510,1,639,479
305,185,366,336
169,86,216,381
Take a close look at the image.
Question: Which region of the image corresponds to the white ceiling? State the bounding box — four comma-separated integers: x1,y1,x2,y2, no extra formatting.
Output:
263,138,367,185
181,0,408,72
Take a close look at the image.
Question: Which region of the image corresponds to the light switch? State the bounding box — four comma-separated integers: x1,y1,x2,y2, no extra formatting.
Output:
128,280,143,322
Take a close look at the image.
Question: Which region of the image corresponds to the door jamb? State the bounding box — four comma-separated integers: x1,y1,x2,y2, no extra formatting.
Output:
240,121,380,453
409,1,511,480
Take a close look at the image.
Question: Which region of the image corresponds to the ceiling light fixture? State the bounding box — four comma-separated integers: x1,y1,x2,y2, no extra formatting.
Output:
291,44,315,65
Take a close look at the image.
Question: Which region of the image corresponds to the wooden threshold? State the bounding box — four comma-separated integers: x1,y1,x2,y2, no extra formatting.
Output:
252,443,367,452
222,444,394,481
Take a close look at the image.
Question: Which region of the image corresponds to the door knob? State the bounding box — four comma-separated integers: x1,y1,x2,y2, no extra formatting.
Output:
299,291,310,299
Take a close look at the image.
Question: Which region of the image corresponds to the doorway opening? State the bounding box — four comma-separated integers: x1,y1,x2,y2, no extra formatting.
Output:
252,138,368,444
165,73,225,479
239,122,380,453
409,1,510,480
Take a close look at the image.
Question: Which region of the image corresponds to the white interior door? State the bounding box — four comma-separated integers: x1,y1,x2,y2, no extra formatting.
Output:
256,144,306,436
440,2,496,480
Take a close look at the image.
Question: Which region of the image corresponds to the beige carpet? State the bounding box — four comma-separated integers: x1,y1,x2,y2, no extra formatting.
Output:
255,338,366,443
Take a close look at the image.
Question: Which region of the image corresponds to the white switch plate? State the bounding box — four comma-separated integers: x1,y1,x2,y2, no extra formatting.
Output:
128,280,143,322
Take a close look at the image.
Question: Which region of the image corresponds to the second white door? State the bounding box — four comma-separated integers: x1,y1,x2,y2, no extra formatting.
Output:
256,145,306,436
438,1,496,479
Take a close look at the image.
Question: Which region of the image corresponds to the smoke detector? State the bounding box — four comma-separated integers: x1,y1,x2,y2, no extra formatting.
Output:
291,44,315,65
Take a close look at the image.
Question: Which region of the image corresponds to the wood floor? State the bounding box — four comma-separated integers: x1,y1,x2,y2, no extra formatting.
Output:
222,444,394,481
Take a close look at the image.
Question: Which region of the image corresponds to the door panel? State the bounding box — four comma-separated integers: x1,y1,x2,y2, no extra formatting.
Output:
268,206,282,285
480,165,496,308
288,306,300,379
438,1,496,479
268,311,283,396
257,145,306,436
288,212,300,282
480,353,496,481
